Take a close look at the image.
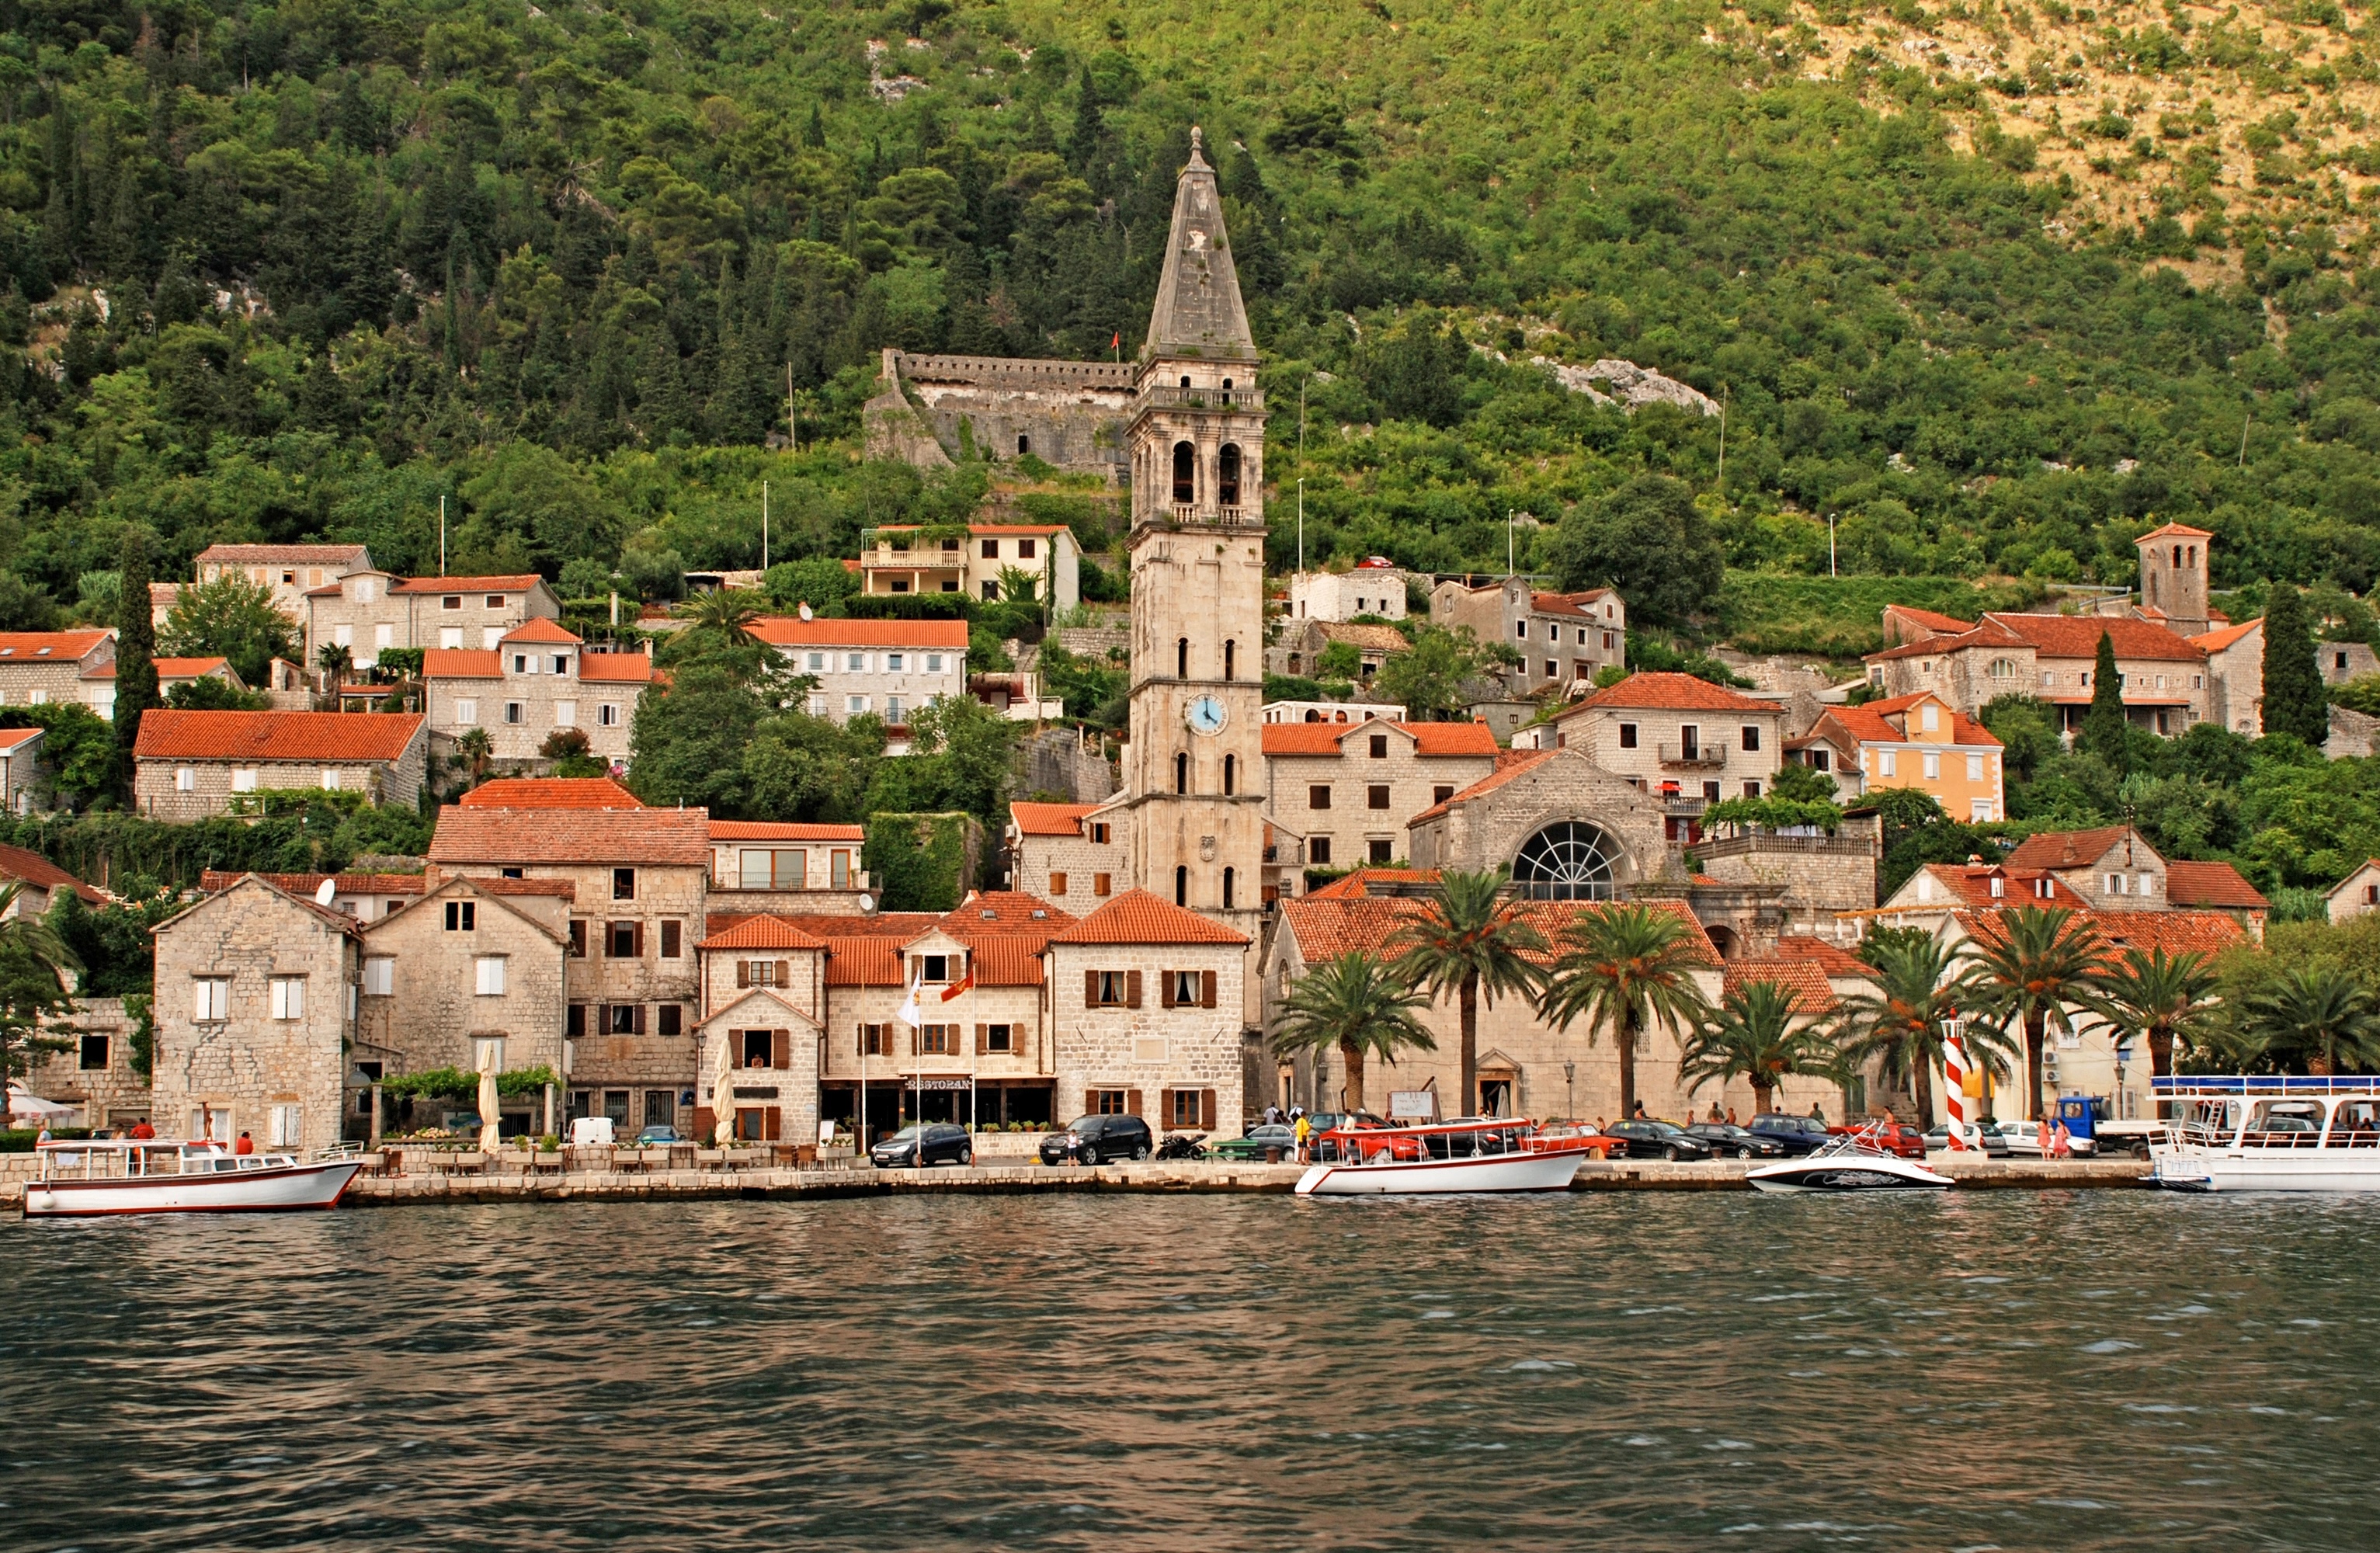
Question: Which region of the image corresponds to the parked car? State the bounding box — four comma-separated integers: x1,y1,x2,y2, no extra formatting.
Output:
634,1125,682,1147
871,1122,974,1169
1604,1120,1715,1161
1683,1122,1785,1159
1922,1121,2013,1157
1528,1119,1631,1156
1841,1121,1929,1160
1746,1113,1835,1155
1211,1124,1298,1162
1038,1114,1155,1166
1994,1118,2095,1157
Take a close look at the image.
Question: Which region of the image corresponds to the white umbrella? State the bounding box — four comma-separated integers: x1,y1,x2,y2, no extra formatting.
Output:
478,1065,502,1152
7,1082,78,1121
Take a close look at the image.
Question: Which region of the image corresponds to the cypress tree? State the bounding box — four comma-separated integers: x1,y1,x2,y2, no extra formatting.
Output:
114,526,159,790
2260,582,2327,744
2079,628,2128,764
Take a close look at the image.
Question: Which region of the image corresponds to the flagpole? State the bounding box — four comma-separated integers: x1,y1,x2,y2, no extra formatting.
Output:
968,949,978,1144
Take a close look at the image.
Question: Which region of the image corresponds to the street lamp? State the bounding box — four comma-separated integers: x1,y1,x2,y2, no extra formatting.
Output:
1564,1060,1576,1123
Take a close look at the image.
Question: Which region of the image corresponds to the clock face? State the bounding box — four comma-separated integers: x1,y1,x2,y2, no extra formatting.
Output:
1185,695,1228,736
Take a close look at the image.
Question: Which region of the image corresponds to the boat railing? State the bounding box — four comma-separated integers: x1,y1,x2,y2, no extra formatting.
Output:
33,1139,304,1180
2153,1075,2380,1096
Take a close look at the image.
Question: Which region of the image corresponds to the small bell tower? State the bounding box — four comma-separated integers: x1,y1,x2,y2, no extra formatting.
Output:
2135,522,2213,638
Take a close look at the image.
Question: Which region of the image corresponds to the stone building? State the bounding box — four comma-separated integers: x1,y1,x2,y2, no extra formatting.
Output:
1430,577,1628,696
198,869,427,924
354,874,575,1134
304,571,562,669
149,874,362,1154
695,915,829,1144
1045,891,1249,1136
193,543,373,624
2330,860,2380,923
1539,672,1787,820
1007,801,1131,908
132,710,429,819
1270,620,1409,684
1259,717,1499,875
1287,561,1411,623
745,617,969,729
426,801,711,1138
1790,690,2006,823
856,522,1083,607
1405,748,1673,902
1866,612,2211,738
0,630,113,714
0,726,43,814
2002,826,2173,911
2189,620,2263,735
707,820,872,914
2320,638,2378,686
422,620,656,767
0,840,103,915
864,349,1134,481
20,995,149,1128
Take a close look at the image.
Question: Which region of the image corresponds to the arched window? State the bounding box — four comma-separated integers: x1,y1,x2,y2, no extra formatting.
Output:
2173,545,2184,568
1179,375,1191,389
1172,442,1196,504
1221,867,1235,909
1175,866,1189,906
2187,545,2198,568
1223,640,1236,680
1511,821,1621,901
1222,753,1237,795
1175,751,1190,794
1176,638,1190,679
1219,443,1242,506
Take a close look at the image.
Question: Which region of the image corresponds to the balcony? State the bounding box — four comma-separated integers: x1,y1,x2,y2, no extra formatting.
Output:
1137,384,1266,415
1657,742,1728,770
1162,503,1262,528
863,550,964,569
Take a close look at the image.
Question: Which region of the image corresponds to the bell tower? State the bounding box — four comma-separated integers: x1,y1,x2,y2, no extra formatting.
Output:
1122,127,1267,946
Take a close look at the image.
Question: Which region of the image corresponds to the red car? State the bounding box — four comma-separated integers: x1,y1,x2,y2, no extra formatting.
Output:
1829,1120,1928,1159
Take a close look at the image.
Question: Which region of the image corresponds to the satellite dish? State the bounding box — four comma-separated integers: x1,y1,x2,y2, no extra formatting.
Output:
858,893,877,914
314,880,338,906
798,602,814,622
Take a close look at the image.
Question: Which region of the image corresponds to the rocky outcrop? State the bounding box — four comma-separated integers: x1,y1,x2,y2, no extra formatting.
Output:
1533,356,1720,417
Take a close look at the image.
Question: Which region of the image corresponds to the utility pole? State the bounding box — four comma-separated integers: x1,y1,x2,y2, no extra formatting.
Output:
1715,384,1728,494
439,494,446,576
1828,512,1837,578
787,363,797,453
1507,509,1515,578
1296,376,1308,575
762,481,770,572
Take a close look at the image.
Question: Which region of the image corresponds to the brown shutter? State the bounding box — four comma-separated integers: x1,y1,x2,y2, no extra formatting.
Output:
632,1002,647,1034
909,1023,920,1055
1084,968,1098,1008
1158,1088,1174,1127
737,961,751,988
775,960,790,988
975,1022,989,1056
1126,1088,1142,1118
773,1029,790,1070
763,1107,781,1141
1160,971,1176,1009
1084,1089,1096,1119
1201,1089,1218,1131
1202,969,1218,1009
1125,970,1142,1009
595,1002,610,1034
632,921,645,957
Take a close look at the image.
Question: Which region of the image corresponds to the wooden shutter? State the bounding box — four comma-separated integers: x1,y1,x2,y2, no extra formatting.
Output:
1084,969,1099,1008
1201,970,1218,1009
909,1022,920,1055
772,1029,790,1070
1084,1089,1097,1119
975,1022,989,1056
1201,1089,1217,1131
1158,1089,1175,1127
737,961,751,988
1160,971,1176,1009
774,960,790,988
1126,1088,1142,1117
595,1002,610,1035
763,1107,781,1141
1125,970,1142,1009
631,1002,647,1034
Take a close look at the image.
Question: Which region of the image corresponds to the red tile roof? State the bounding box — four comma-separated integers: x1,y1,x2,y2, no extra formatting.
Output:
2190,620,2260,653
1011,801,1101,837
576,653,655,683
2164,860,2269,911
1823,696,2003,749
392,575,545,594
1409,749,1561,824
1530,589,1617,619
2003,827,2139,870
936,891,1075,937
1283,894,1718,968
1906,863,2088,910
1261,721,1499,758
428,806,711,867
748,617,971,649
1982,611,2207,663
1562,671,1776,715
134,710,424,763
822,935,906,986
0,631,110,662
709,820,866,841
2136,521,2215,541
1047,890,1249,946
1305,867,1442,899
200,869,426,897
0,727,41,752
422,649,502,679
1885,603,1976,637
701,914,831,951
757,912,941,940
502,617,583,645
86,656,229,681
1722,959,1840,1014
876,523,1068,537
460,876,579,900
0,843,102,902
1773,935,1873,975
1959,908,2246,961
195,544,370,565
460,777,643,808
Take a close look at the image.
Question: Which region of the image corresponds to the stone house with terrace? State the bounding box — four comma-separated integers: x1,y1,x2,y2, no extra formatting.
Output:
149,874,362,1155
694,914,831,1145
423,619,656,767
746,616,970,731
1007,801,1131,909
1046,891,1249,1136
707,820,872,914
0,630,113,714
1535,671,1785,846
1864,613,2211,738
1789,690,2006,823
193,543,373,624
426,801,711,1139
304,572,562,669
132,710,428,820
1430,577,1628,696
858,521,1082,607
1261,717,1499,877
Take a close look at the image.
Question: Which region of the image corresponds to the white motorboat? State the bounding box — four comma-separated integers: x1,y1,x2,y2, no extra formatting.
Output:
1294,1119,1592,1196
2147,1076,2380,1193
23,1138,363,1218
1746,1124,1953,1193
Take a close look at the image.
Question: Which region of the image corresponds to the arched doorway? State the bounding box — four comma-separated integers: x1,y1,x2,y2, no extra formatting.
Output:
1705,923,1740,960
1511,821,1621,901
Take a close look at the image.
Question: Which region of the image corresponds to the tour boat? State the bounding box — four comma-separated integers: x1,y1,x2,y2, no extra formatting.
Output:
23,1138,364,1218
1745,1123,1954,1193
2147,1076,2380,1193
1294,1119,1592,1196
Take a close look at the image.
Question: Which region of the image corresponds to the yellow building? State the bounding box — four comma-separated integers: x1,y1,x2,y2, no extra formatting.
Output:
1791,690,2005,822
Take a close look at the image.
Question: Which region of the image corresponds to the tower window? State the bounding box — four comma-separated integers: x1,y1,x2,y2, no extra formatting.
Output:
1223,754,1237,796
1222,867,1235,909
1177,638,1190,679
1175,866,1189,906
1223,640,1236,680
1175,752,1190,794
1220,443,1242,506
1173,442,1195,504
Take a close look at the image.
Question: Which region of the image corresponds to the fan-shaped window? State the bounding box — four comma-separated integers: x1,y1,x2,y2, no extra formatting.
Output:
1511,822,1621,901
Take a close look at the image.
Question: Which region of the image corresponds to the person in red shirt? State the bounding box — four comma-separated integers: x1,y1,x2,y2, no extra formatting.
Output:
234,1131,255,1155
128,1118,155,1139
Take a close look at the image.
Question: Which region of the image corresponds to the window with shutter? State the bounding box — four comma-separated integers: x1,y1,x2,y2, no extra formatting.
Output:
772,1030,790,1069
1050,871,1068,897
1125,970,1142,1008
1201,969,1218,1009
1125,1088,1142,1117
660,920,682,957
657,1004,682,1036
632,1002,648,1034
975,1022,990,1055
568,919,586,957
1160,972,1176,1009
1084,968,1100,1008
775,959,790,987
632,920,645,957
737,961,752,988
1201,1089,1218,1131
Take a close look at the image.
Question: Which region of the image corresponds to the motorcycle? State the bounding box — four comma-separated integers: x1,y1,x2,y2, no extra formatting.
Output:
1155,1131,1207,1161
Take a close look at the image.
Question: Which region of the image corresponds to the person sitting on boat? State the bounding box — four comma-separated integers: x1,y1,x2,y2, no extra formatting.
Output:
235,1131,255,1156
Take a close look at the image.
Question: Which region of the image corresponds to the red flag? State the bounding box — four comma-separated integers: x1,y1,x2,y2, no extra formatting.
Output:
940,968,975,1002
1110,332,1121,348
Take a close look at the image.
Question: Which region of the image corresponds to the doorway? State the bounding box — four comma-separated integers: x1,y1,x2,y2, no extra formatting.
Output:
1478,1075,1514,1118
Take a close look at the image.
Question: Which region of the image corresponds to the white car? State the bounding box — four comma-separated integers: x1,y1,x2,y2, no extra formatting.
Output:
1995,1118,2093,1157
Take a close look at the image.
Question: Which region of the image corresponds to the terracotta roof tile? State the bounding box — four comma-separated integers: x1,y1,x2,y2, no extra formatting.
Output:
0,631,110,662
1047,889,1249,946
701,915,831,951
200,869,425,897
757,912,941,940
194,544,370,565
823,935,906,986
1306,868,1442,899
957,937,1052,986
86,656,228,681
749,617,971,649
1979,611,2207,663
1722,959,1840,1013
1773,935,1872,975
460,777,643,809
428,806,711,866
0,728,41,752
1284,894,1717,968
2163,860,2269,911
1562,671,1776,715
936,891,1075,937
134,710,424,763
1529,589,1617,619
2190,620,2261,653
422,649,503,678
1885,604,1976,637
1011,801,1100,836
2135,521,2215,541
1409,749,1561,824
1909,863,2088,910
575,654,655,683
1823,697,2003,749
502,617,583,645
0,843,102,902
875,523,1068,537
391,575,545,594
2003,827,2138,870
1261,721,1498,758
709,820,865,841
1958,908,2245,960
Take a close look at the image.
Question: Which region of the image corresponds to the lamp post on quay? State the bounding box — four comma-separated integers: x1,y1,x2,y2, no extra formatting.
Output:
1564,1060,1576,1123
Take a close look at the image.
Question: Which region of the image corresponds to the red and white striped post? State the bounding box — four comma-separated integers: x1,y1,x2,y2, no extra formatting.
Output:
1941,1018,1972,1151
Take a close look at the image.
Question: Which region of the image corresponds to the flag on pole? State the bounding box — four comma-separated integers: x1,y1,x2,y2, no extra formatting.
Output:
1111,331,1121,361
940,967,976,1003
895,970,923,1030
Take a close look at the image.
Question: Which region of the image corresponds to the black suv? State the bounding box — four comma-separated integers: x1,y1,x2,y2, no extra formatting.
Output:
1039,1114,1154,1166
870,1123,974,1169
1747,1113,1836,1156
1604,1120,1715,1161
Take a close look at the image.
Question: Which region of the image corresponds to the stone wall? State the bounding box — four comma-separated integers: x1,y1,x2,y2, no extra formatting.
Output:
864,350,1134,480
1048,940,1246,1132
356,881,571,1089
1013,725,1116,805
1693,831,1880,936
135,736,426,821
22,997,149,1126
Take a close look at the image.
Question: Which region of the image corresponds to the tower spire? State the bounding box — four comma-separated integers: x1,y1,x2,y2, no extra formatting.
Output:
1142,125,1255,362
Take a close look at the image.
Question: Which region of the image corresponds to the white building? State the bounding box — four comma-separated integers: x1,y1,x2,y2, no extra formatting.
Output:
747,617,970,731
1287,561,1410,623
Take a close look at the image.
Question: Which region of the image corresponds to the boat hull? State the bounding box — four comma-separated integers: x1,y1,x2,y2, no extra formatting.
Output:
2149,1146,2380,1193
1294,1147,1589,1196
1746,1157,1951,1193
24,1159,362,1218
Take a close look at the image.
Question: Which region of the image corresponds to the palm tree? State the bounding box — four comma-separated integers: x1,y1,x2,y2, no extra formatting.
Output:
1678,978,1840,1116
665,588,766,669
450,726,495,791
2088,947,2219,1082
1270,951,1438,1116
316,641,353,693
1965,905,2107,1122
1386,869,1544,1117
1837,932,2006,1127
0,881,83,1086
1535,903,1714,1120
2246,967,2380,1076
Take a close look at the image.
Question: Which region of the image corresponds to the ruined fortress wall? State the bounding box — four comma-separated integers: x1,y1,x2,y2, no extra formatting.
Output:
866,350,1134,481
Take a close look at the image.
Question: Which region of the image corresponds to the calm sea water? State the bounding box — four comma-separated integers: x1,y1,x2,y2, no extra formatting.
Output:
4,1190,2376,1551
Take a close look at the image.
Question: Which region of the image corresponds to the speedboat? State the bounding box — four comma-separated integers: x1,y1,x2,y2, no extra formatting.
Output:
2148,1075,2380,1192
1294,1119,1591,1196
23,1138,363,1218
1745,1123,1953,1193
